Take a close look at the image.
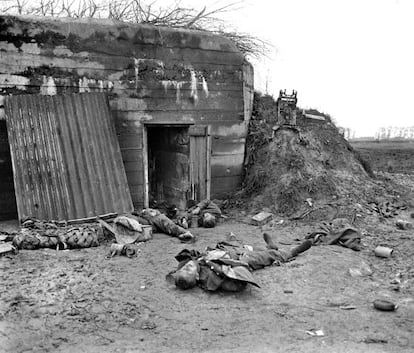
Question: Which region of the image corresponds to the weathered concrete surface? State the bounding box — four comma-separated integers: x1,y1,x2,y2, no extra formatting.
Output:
0,15,254,207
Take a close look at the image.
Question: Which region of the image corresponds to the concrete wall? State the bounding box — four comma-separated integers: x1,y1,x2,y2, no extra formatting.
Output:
0,15,253,208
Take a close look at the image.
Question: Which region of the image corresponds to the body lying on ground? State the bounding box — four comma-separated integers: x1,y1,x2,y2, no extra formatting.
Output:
170,199,222,229
189,199,222,228
144,199,223,230
168,233,312,292
137,208,194,242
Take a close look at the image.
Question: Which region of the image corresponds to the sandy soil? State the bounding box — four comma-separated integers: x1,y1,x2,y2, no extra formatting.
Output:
1,171,414,353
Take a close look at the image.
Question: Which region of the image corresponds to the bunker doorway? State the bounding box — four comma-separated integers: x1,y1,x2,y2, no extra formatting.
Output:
0,120,18,221
145,125,211,210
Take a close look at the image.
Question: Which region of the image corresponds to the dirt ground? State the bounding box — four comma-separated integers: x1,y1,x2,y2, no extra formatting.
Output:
1,178,414,353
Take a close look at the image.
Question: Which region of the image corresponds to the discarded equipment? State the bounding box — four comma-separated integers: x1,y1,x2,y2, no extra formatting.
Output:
374,246,393,258
373,299,397,312
276,90,298,126
396,220,412,230
109,243,137,258
251,211,273,226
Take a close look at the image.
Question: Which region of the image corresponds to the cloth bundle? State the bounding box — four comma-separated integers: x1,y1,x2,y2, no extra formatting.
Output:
306,218,361,251
12,220,99,250
112,215,151,244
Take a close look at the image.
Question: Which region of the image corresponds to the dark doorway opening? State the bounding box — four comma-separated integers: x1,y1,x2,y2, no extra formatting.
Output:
0,120,18,220
147,126,190,209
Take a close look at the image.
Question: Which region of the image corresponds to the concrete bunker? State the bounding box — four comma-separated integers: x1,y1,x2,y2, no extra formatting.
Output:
0,15,253,221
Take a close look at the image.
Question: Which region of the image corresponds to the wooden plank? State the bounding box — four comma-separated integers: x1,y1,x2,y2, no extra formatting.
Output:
189,125,211,201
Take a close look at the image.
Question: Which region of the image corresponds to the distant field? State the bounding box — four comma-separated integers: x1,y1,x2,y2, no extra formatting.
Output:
350,139,414,174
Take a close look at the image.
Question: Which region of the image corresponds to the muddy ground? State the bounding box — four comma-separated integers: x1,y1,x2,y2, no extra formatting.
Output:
1,180,414,353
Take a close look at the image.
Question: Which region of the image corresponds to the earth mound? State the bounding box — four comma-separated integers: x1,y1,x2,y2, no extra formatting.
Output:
237,95,381,217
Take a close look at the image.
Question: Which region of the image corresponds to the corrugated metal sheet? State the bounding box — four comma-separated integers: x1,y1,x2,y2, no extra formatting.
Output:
5,93,133,221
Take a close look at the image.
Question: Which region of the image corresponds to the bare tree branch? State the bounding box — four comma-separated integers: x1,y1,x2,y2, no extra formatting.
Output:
0,0,271,58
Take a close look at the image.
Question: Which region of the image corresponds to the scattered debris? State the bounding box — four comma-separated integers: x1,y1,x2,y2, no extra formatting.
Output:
108,243,138,258
0,232,15,242
363,336,388,344
348,262,373,277
251,211,273,226
396,219,412,230
140,320,157,330
0,243,18,256
374,246,393,258
339,305,357,310
226,232,238,242
305,329,324,337
371,201,406,218
373,299,398,312
306,218,361,251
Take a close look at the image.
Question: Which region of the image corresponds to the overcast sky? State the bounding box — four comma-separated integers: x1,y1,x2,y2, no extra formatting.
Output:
188,0,414,137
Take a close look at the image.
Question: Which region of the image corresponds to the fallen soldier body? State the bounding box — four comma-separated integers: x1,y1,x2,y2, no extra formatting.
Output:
189,199,222,228
167,199,222,229
137,208,194,242
168,233,312,292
